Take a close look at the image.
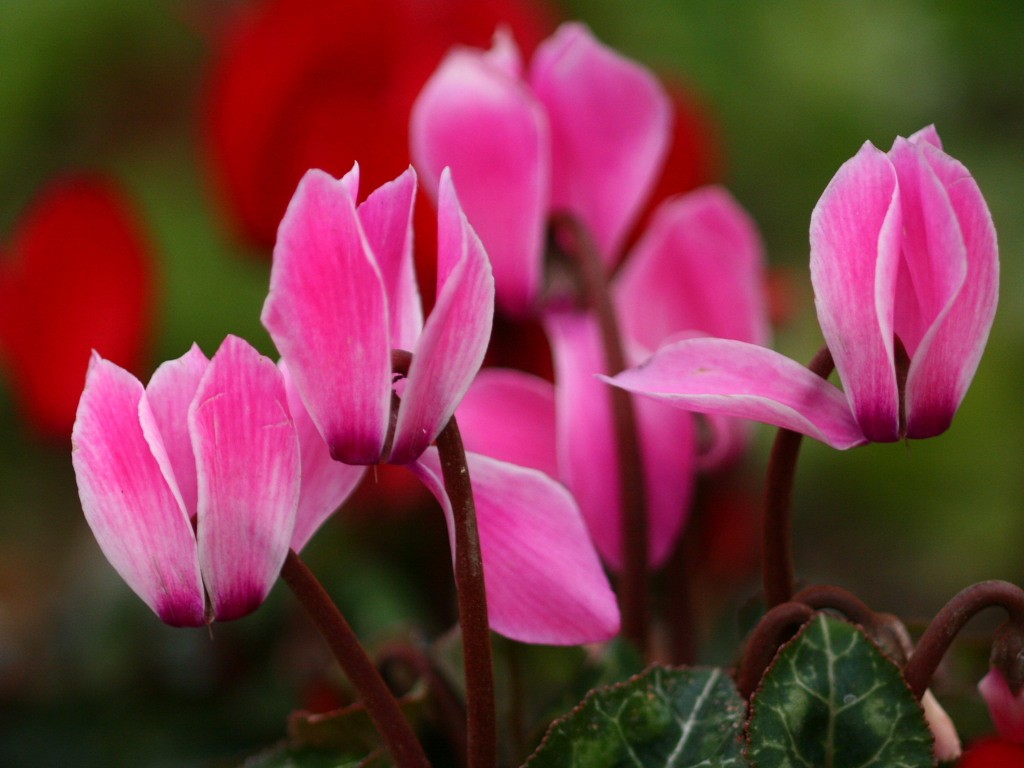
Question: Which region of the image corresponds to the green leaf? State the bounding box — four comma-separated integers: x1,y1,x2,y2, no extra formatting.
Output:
525,665,746,767
746,613,935,767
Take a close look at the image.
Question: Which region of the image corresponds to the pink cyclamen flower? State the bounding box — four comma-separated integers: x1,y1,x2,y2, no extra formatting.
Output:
71,336,363,626
411,22,670,316
980,669,1024,744
263,164,493,466
262,165,618,644
608,126,998,449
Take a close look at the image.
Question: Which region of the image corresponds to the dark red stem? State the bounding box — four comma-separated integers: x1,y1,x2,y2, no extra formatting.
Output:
435,416,497,768
904,580,1024,699
549,212,649,653
762,345,835,608
736,601,816,699
280,551,431,768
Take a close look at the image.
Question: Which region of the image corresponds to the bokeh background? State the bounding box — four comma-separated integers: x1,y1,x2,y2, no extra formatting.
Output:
1,0,1022,764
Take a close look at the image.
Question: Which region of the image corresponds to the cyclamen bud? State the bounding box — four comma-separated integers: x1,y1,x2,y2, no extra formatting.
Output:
979,668,1024,744
980,623,1024,743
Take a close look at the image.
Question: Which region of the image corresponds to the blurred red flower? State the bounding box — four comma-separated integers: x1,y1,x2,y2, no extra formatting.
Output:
203,0,554,250
0,175,153,438
959,737,1024,767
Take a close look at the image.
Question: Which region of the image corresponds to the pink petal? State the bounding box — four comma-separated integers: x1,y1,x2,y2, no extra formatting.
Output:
606,337,867,450
810,141,902,442
391,171,494,463
614,189,768,470
357,166,423,353
281,362,366,552
71,354,204,627
455,368,558,479
888,137,967,360
980,669,1024,743
144,344,210,518
547,311,696,570
412,449,619,644
263,167,391,464
410,35,549,316
634,389,697,568
615,186,769,354
191,336,300,622
922,690,961,761
908,124,943,150
895,136,999,439
546,311,618,566
530,22,670,264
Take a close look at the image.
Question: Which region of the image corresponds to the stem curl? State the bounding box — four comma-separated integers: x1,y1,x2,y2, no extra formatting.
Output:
904,580,1024,699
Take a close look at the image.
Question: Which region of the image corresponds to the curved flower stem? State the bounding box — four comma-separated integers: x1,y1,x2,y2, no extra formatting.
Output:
762,345,835,608
549,212,649,653
736,601,816,700
791,584,880,634
435,415,497,768
904,580,1024,699
280,551,431,768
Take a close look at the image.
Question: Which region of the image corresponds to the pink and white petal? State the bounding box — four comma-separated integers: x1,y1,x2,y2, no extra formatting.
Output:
922,690,961,762
455,368,558,479
908,124,943,150
410,42,549,316
357,167,423,352
191,336,300,622
391,172,494,463
546,310,622,566
547,311,695,569
979,669,1024,743
615,187,769,353
72,354,204,627
810,141,902,442
281,362,366,552
412,449,619,645
530,22,670,264
888,137,967,358
694,412,754,472
262,168,391,464
899,140,999,439
634,392,697,568
606,338,867,450
144,344,210,518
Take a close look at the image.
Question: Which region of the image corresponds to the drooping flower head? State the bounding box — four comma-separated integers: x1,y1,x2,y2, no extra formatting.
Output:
412,22,672,316
262,164,493,466
610,127,998,450
72,336,362,626
0,174,152,437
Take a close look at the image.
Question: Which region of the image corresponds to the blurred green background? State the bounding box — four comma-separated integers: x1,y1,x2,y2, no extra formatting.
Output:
1,0,1022,764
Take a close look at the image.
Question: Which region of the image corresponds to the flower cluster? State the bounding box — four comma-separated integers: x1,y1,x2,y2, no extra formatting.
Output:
66,11,1012,764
